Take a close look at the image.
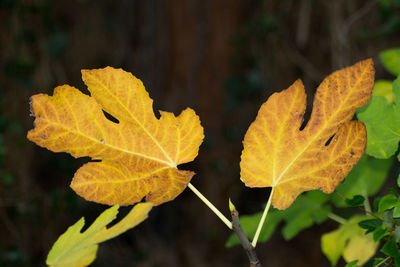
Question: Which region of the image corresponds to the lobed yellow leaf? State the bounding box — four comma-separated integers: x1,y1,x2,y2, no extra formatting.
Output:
28,67,204,206
240,59,374,209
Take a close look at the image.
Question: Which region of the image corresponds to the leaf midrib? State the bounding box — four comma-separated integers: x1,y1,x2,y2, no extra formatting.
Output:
41,119,173,167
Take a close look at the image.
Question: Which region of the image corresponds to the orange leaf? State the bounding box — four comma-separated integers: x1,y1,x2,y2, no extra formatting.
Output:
27,67,204,206
240,59,374,210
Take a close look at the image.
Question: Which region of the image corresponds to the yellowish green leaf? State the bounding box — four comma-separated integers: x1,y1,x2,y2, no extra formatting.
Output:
373,80,393,104
342,233,377,265
46,202,152,267
379,48,400,76
321,216,378,266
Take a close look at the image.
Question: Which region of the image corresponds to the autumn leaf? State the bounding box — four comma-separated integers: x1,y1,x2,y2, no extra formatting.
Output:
46,203,152,267
240,59,374,210
332,155,393,207
27,67,204,206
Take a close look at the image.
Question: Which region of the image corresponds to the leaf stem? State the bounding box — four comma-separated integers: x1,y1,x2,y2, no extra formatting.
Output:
252,187,274,248
187,183,232,229
375,256,390,267
328,212,347,224
363,193,372,214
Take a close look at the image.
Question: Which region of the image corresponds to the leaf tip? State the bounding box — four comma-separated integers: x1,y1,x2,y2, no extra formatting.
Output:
293,78,304,87
362,57,374,66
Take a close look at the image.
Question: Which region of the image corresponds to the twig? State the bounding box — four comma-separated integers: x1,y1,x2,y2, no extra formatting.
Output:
339,0,377,45
230,206,262,267
375,256,390,267
388,218,397,240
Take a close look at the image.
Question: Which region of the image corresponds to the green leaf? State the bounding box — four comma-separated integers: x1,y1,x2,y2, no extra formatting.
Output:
394,75,400,104
381,239,400,258
280,190,331,240
345,195,365,207
393,225,400,243
357,77,400,158
378,194,398,212
282,212,313,240
358,219,382,234
225,190,330,246
345,260,358,267
384,210,394,228
321,216,378,266
372,227,388,242
393,202,400,218
333,155,393,206
391,186,400,197
373,80,394,104
46,203,152,267
373,196,383,212
380,48,400,76
397,174,400,188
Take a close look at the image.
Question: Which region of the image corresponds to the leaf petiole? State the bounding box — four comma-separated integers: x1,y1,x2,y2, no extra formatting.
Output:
251,187,274,248
187,183,233,229
327,212,347,224
363,193,372,214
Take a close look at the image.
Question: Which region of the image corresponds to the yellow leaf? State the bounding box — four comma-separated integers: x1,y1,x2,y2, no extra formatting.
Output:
240,59,374,209
28,67,204,205
321,216,378,266
342,233,377,266
46,203,152,267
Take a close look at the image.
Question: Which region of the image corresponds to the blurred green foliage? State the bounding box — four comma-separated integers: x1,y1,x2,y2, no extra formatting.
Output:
332,155,393,206
357,77,400,158
380,48,400,76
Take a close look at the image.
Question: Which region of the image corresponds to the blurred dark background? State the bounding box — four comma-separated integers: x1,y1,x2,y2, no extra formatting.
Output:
0,0,399,266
